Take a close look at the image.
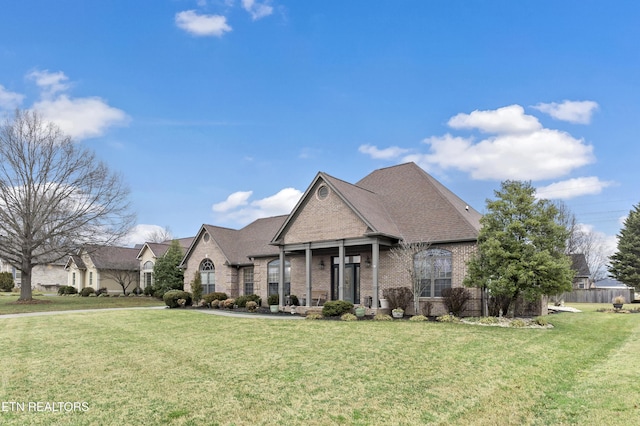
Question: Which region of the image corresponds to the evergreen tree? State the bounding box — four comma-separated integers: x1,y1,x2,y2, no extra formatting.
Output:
464,181,573,314
190,270,203,303
609,203,640,289
152,240,185,297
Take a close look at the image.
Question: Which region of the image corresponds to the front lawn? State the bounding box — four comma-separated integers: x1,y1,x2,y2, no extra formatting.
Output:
1,306,639,425
0,294,163,315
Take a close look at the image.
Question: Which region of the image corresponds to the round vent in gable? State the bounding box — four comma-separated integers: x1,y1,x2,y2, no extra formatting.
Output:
317,185,329,200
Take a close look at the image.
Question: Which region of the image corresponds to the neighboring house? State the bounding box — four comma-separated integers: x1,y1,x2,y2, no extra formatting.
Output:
65,245,141,294
0,257,67,292
136,237,193,291
0,258,20,287
570,253,592,289
182,162,484,316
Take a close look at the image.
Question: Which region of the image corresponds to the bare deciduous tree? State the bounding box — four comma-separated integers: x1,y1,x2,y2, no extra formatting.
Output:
388,240,431,314
554,201,609,281
101,268,140,296
0,110,135,301
145,226,174,243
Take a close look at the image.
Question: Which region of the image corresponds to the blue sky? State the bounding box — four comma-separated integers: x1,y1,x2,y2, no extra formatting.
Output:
1,1,638,255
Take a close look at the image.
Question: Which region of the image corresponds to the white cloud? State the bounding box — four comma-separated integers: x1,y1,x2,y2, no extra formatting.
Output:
27,70,70,98
0,85,25,109
448,105,542,134
33,94,129,140
532,100,599,124
175,10,232,37
358,144,410,160
421,128,594,180
212,190,252,212
535,177,614,200
212,187,302,225
241,0,273,20
121,224,167,247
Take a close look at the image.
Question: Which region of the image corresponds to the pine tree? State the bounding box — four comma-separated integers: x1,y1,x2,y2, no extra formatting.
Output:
609,203,640,289
152,240,185,297
464,181,574,314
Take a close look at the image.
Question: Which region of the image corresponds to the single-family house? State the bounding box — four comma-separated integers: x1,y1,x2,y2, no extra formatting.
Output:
570,253,591,289
182,162,484,316
65,245,141,294
136,237,193,291
1,257,67,292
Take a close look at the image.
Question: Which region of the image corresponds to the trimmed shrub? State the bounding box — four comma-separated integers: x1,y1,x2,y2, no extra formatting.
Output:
267,294,279,306
210,299,220,309
80,287,95,297
382,287,413,311
409,315,428,322
143,285,153,296
533,316,549,326
95,287,108,296
479,316,499,325
203,292,228,305
236,294,262,308
322,300,354,317
509,319,527,328
442,288,471,316
246,301,258,312
289,294,300,306
0,272,14,292
163,290,193,308
58,285,78,295
341,313,357,321
373,313,392,321
436,314,460,323
222,298,236,309
305,313,323,320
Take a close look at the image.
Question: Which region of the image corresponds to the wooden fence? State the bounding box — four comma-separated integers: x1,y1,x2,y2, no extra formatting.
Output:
554,288,635,304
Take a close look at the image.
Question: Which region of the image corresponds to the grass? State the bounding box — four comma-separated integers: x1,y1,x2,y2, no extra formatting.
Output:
0,293,163,315
0,304,638,425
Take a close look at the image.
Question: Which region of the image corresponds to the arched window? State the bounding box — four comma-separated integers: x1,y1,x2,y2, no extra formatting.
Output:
200,259,215,294
143,261,154,289
414,249,452,297
268,259,290,296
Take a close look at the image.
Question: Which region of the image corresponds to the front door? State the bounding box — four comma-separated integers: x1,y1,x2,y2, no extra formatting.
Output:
331,255,360,304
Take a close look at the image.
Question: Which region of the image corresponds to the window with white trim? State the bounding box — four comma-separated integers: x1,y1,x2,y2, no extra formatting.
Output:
200,259,215,294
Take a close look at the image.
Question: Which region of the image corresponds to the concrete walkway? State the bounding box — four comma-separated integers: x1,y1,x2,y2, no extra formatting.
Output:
0,306,166,319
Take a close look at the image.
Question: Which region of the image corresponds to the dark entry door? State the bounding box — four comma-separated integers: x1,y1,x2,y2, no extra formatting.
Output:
331,256,360,304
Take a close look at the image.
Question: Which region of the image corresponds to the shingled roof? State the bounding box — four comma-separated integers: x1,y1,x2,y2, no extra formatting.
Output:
182,215,287,267
83,245,140,271
137,237,194,260
570,253,591,278
355,162,481,243
273,162,481,245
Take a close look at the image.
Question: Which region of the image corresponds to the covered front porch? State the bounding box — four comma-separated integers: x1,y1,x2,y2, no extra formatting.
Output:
273,235,397,311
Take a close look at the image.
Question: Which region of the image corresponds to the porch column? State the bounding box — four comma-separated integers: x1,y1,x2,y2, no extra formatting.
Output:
372,239,379,310
278,246,285,308
338,240,345,300
305,243,312,307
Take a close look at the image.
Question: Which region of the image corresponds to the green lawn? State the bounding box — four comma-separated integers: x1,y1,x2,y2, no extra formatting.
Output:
0,294,163,315
0,305,639,425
